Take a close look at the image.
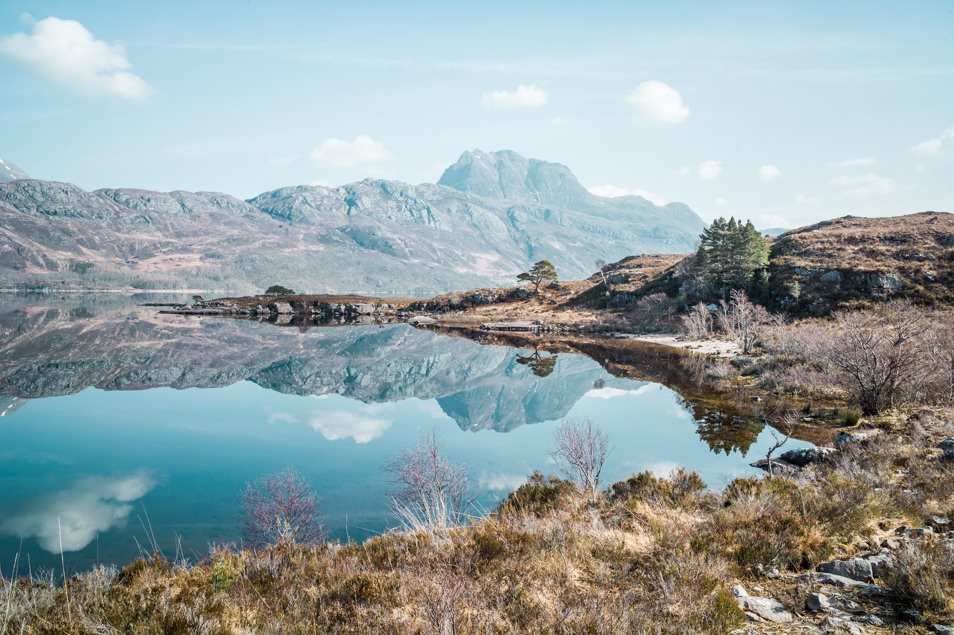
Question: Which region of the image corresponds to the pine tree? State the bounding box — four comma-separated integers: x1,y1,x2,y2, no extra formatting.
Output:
694,217,769,298
518,260,559,292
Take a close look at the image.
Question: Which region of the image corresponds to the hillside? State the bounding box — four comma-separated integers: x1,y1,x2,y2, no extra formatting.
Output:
768,211,954,314
0,150,705,296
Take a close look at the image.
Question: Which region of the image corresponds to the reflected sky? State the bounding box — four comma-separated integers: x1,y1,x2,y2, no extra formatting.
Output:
0,372,811,574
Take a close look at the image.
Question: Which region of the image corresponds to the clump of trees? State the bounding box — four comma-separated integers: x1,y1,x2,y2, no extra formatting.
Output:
693,217,770,300
518,260,558,293
265,285,295,295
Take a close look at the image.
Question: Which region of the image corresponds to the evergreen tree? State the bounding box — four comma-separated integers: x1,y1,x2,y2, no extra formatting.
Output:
518,260,559,292
694,217,769,298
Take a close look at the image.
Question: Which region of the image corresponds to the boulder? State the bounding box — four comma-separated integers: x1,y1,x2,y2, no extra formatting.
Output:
779,446,836,467
938,439,954,451
806,592,832,612
268,301,294,314
818,558,873,582
819,270,843,284
737,596,793,623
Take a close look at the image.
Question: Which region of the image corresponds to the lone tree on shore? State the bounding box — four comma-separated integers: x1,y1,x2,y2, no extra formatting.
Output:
518,260,558,292
265,285,295,295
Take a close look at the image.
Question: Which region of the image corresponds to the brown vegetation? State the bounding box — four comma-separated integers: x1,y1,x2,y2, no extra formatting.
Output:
3,411,952,633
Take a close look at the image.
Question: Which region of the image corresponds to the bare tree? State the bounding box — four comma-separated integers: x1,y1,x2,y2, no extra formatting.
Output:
551,417,610,500
718,289,770,354
826,300,925,415
595,259,612,295
763,413,796,477
384,430,474,530
241,468,323,548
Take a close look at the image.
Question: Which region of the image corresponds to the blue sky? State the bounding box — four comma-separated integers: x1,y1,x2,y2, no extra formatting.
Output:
1,0,952,228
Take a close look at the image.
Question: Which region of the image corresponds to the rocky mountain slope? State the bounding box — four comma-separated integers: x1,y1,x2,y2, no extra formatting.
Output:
0,158,29,183
0,150,705,296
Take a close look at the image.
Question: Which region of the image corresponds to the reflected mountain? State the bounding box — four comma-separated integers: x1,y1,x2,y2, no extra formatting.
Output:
0,304,639,432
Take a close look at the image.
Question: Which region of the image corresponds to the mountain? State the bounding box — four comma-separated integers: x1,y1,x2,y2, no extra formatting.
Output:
759,227,789,237
0,150,705,295
0,159,29,183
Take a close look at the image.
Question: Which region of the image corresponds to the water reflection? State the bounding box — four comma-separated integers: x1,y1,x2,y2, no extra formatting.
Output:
0,298,812,574
1,472,156,553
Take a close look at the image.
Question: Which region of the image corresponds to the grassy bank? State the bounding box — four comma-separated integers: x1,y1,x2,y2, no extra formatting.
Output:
3,410,952,634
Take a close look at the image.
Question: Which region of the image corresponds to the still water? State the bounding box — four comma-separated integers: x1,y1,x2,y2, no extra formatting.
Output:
0,297,809,575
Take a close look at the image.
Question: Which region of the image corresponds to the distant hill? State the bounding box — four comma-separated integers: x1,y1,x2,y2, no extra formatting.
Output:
0,159,28,183
759,227,789,237
0,150,705,295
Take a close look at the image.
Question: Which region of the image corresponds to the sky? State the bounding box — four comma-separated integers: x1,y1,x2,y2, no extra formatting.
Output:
0,0,952,229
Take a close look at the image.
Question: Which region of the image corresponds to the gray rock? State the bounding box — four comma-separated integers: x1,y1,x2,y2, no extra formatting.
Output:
796,572,886,595
864,551,893,578
939,439,954,451
731,584,748,598
737,596,793,623
930,625,954,635
819,270,843,284
779,446,836,467
818,558,873,582
806,592,832,612
268,302,293,314
858,614,883,626
942,450,954,462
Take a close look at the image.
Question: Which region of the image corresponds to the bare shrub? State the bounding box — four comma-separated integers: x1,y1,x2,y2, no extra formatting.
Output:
629,293,676,331
241,468,323,548
384,429,474,530
883,541,954,614
826,300,926,415
681,301,713,338
717,289,770,354
551,417,609,500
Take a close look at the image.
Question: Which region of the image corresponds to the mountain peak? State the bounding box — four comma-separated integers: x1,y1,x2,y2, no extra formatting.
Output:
0,159,30,183
438,149,591,207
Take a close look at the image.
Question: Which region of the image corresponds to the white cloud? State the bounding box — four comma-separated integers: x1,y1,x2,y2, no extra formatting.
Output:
0,472,156,553
309,135,392,168
587,184,666,205
715,197,728,207
829,173,897,198
827,156,876,168
679,165,692,176
269,410,392,444
482,83,547,108
550,116,569,126
698,160,723,180
758,165,781,181
585,384,659,400
625,80,689,123
910,127,954,157
478,472,529,492
0,17,153,100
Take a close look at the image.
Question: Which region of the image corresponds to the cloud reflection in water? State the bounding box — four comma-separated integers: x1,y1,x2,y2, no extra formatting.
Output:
1,472,156,553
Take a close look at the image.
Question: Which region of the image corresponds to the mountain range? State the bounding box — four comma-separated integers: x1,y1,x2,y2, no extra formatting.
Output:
0,150,704,296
